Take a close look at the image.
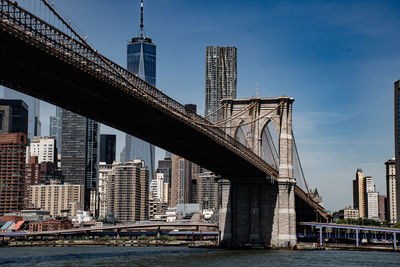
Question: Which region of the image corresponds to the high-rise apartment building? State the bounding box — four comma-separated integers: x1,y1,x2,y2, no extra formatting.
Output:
378,194,387,222
171,154,192,207
205,46,237,122
197,171,219,210
3,88,41,139
0,133,27,216
157,157,172,184
124,0,155,182
107,160,149,223
30,181,84,217
395,80,400,223
49,107,62,152
0,99,28,135
61,109,99,209
24,155,40,209
49,116,58,138
385,158,397,223
98,162,113,218
353,169,366,218
365,176,379,220
30,136,57,163
150,172,168,202
100,134,116,164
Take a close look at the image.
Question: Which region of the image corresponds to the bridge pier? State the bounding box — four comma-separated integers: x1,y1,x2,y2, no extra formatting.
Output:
219,181,296,248
271,182,297,247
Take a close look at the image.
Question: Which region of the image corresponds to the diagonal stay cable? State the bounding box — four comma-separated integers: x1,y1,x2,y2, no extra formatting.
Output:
265,124,279,162
262,131,278,168
292,130,309,194
192,102,283,129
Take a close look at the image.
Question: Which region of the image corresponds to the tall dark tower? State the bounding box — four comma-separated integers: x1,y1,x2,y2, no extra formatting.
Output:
125,0,156,182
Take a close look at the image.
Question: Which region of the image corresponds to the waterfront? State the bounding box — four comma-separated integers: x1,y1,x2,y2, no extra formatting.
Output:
1,247,400,266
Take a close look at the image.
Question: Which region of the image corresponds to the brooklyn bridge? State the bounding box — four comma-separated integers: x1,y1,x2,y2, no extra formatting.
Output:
0,0,329,247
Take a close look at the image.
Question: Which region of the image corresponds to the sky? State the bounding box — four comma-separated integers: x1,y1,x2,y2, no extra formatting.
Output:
3,0,400,212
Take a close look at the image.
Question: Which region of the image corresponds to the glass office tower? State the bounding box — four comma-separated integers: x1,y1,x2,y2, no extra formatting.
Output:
124,0,156,182
3,87,41,139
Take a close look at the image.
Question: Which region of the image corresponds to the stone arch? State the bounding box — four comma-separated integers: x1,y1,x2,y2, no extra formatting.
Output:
234,119,252,149
259,119,279,168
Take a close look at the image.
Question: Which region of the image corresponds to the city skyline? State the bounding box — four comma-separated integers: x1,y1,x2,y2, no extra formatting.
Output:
1,0,400,212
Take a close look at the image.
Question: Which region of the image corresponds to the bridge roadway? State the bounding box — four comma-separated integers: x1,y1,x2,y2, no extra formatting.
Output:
0,0,276,183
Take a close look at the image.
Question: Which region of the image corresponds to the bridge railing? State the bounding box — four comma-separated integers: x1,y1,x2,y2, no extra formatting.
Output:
0,0,278,178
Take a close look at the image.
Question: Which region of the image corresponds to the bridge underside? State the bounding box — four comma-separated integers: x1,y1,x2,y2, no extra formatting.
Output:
0,24,268,183
219,182,330,247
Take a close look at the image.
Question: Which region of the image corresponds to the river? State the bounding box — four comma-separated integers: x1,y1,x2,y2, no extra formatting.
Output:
1,246,400,266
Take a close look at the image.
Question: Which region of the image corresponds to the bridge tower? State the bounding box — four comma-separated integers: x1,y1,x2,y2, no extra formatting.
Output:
218,96,296,247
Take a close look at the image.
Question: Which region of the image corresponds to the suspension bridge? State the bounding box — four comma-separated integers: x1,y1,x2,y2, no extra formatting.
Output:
0,0,329,247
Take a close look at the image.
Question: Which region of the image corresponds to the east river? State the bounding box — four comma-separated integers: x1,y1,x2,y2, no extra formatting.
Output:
1,246,400,266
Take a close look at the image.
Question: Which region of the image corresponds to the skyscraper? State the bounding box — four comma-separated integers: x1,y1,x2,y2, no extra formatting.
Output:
205,46,237,122
386,158,397,223
61,109,99,209
125,0,155,182
171,154,192,207
395,80,400,223
49,107,62,152
365,176,379,219
107,160,149,223
100,134,116,164
0,133,27,216
3,88,41,139
49,116,58,138
0,99,28,135
353,168,366,218
30,136,57,163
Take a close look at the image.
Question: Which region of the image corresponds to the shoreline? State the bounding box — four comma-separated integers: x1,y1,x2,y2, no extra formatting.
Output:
1,239,218,248
2,240,400,252
296,242,400,252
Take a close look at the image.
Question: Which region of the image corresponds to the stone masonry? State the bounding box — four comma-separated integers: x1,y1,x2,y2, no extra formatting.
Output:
218,97,296,247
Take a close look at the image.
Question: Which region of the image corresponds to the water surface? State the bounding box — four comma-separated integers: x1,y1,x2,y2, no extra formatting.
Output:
1,246,400,266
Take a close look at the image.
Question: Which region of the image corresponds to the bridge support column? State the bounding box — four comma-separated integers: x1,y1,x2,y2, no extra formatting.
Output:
271,182,297,247
219,181,232,247
250,184,260,243
270,98,297,247
219,182,278,248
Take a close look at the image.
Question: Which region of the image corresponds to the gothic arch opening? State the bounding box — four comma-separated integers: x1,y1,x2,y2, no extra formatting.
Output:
234,120,252,149
260,120,279,168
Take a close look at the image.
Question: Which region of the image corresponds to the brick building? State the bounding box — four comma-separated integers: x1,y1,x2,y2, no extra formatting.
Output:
0,133,27,216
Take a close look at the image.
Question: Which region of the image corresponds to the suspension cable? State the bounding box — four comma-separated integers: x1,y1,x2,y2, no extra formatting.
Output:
292,130,309,194
263,131,278,168
204,103,227,119
265,124,279,160
213,102,257,126
237,124,252,149
192,102,283,129
40,0,140,91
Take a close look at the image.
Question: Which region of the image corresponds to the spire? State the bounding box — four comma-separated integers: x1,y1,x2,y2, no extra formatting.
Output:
140,0,144,38
256,82,259,98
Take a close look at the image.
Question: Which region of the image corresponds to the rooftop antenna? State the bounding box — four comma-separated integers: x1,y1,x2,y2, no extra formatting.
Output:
140,0,144,38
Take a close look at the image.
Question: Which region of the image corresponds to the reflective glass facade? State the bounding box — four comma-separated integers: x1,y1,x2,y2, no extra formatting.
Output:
61,110,99,209
3,87,41,139
127,38,156,86
125,37,156,182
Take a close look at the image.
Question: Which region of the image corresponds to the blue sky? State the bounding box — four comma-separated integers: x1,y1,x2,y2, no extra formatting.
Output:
5,0,400,211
